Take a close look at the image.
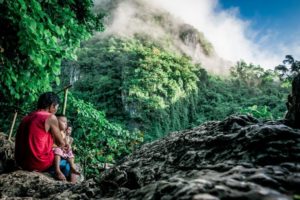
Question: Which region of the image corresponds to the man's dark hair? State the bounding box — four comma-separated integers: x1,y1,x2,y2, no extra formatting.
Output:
37,92,60,109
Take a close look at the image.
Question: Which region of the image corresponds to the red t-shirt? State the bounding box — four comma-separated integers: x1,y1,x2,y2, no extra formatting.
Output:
15,111,54,171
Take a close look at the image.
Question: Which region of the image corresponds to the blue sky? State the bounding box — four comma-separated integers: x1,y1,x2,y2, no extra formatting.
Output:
219,0,300,45
152,0,300,69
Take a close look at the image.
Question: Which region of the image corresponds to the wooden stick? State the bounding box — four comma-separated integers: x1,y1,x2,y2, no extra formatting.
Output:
8,110,18,141
62,88,69,115
57,84,72,94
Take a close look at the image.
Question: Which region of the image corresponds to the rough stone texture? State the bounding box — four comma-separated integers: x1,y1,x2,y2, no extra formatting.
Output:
0,133,16,174
0,170,102,200
0,115,300,199
285,73,300,128
98,115,300,200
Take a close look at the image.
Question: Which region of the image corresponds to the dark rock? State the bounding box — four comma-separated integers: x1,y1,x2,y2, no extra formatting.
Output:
1,115,300,199
0,170,73,199
0,132,17,173
98,115,300,200
285,73,300,128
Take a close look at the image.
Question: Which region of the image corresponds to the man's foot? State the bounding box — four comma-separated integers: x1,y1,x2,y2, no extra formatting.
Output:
55,171,66,181
71,167,80,175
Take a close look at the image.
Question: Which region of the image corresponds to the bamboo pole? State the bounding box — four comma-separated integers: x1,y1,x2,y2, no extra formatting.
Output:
57,84,72,94
62,88,69,115
8,110,18,141
57,84,72,115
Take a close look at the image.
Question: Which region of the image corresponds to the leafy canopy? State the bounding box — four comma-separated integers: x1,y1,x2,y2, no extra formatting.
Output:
0,0,103,105
71,37,199,119
275,55,300,85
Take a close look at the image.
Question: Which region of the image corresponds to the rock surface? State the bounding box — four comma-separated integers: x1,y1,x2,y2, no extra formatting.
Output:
1,115,300,199
0,170,101,200
99,115,300,200
0,133,16,174
286,73,300,128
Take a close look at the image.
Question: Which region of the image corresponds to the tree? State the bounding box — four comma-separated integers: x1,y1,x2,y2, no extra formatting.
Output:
0,0,103,106
275,55,300,83
230,61,272,87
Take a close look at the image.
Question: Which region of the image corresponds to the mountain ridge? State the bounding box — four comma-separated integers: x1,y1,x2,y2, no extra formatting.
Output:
93,0,232,75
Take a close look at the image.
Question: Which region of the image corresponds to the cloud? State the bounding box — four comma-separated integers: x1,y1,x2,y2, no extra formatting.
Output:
148,0,300,69
93,0,234,74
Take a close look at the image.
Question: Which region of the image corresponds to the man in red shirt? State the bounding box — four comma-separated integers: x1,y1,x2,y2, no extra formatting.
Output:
15,92,68,180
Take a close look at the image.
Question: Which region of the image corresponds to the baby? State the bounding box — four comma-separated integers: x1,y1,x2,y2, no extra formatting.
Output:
53,114,80,181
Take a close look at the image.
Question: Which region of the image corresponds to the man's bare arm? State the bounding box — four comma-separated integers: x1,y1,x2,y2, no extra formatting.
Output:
46,115,65,147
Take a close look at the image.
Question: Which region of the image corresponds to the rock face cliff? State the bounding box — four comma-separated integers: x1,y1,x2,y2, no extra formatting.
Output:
1,113,300,199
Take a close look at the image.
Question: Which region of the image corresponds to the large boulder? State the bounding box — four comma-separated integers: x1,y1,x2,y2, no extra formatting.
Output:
1,115,299,199
99,115,300,199
285,73,300,128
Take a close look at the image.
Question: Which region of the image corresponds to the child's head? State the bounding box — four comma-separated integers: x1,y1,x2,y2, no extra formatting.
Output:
66,126,72,136
56,114,68,131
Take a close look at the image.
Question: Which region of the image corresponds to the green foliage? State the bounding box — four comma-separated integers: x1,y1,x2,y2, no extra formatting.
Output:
275,55,300,85
122,40,199,110
240,105,273,120
63,37,201,141
0,0,103,105
61,37,289,142
67,93,143,178
294,194,300,200
230,61,276,87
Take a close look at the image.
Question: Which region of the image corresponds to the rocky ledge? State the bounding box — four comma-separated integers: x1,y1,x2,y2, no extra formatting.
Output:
1,114,300,200
99,115,300,200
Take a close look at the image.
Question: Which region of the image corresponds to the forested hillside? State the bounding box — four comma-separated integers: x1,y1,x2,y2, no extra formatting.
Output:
61,37,289,144
0,0,297,178
59,0,290,143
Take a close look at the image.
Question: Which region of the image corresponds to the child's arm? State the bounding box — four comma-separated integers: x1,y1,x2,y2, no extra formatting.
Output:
64,136,73,150
66,127,73,146
69,137,73,145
